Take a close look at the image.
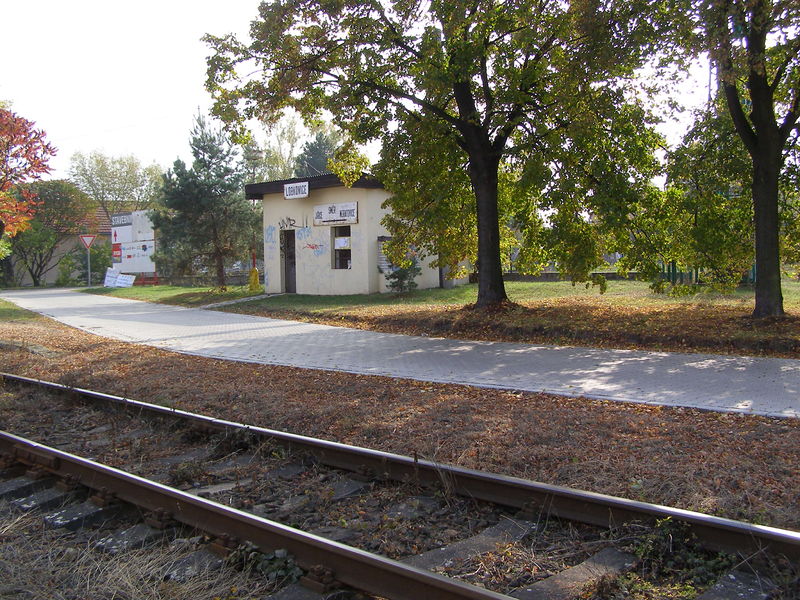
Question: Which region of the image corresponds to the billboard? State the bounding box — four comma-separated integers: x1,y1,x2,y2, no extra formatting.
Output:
111,210,156,273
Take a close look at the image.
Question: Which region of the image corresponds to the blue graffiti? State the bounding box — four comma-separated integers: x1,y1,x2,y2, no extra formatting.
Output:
265,225,277,244
296,226,312,241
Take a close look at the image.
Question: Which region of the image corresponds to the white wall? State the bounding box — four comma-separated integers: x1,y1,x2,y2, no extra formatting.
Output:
261,184,444,295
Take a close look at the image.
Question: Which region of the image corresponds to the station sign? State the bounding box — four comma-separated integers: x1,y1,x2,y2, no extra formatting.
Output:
284,181,309,199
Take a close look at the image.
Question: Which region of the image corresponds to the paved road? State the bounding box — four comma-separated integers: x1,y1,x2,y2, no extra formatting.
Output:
2,288,798,418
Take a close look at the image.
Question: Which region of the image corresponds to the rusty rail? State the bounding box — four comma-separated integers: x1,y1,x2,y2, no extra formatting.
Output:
0,430,510,600
3,372,800,561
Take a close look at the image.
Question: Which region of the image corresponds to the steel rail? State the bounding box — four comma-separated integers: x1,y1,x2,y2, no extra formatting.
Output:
4,372,800,561
0,430,511,600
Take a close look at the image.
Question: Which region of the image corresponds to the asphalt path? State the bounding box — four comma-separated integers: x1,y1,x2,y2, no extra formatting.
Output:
2,288,798,418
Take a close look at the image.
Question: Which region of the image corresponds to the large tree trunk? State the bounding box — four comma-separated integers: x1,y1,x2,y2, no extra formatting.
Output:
467,150,508,307
752,154,784,318
214,252,226,289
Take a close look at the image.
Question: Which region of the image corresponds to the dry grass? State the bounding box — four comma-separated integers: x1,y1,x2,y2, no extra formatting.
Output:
0,306,798,534
0,504,277,600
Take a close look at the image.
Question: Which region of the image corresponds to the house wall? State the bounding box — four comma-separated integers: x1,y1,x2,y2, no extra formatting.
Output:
261,185,443,295
12,234,111,287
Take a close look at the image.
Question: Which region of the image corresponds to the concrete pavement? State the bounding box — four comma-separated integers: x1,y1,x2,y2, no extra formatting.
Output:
1,288,798,418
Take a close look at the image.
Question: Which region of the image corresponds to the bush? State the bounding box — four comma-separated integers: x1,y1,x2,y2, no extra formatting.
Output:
382,259,421,293
56,240,111,286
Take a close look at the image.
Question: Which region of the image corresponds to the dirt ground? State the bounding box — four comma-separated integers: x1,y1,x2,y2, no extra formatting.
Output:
0,314,798,534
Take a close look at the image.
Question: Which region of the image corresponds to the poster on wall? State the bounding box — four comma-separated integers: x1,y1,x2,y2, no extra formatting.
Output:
313,202,358,225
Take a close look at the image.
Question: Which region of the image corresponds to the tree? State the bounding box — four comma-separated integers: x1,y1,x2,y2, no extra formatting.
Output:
611,97,756,288
294,127,342,177
206,0,676,306
696,0,800,317
0,108,56,255
152,115,259,288
55,239,111,287
10,180,95,286
241,115,303,184
69,151,162,223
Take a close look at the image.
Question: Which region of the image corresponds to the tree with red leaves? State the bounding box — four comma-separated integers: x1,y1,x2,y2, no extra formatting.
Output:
0,108,57,252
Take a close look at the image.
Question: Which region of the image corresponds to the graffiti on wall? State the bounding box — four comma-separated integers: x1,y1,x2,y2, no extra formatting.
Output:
265,225,277,246
303,242,326,257
278,215,310,230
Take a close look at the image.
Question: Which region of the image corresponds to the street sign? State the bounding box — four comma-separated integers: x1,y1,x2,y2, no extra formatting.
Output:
79,234,97,249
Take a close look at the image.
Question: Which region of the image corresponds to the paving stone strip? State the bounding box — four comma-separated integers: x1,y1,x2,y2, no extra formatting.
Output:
3,288,799,418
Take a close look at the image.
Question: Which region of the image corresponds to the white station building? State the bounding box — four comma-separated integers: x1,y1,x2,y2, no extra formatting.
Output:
245,174,455,295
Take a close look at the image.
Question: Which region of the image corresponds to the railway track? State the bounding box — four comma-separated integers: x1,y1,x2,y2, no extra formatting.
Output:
0,372,797,598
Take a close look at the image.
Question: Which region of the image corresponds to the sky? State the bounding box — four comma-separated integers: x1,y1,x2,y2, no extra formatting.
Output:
2,2,710,182
2,1,263,178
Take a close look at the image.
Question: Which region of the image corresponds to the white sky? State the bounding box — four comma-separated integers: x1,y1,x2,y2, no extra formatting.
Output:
2,2,709,181
1,1,263,178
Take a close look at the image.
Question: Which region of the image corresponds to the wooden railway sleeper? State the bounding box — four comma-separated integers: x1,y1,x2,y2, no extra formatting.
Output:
300,564,341,594
145,507,176,530
89,486,118,507
208,532,239,557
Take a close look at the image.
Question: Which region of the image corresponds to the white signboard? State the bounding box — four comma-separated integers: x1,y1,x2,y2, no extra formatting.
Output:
112,210,154,245
103,268,136,288
284,181,309,199
104,268,120,287
112,210,156,273
132,210,155,241
111,212,133,244
313,202,358,225
118,241,156,273
116,274,136,287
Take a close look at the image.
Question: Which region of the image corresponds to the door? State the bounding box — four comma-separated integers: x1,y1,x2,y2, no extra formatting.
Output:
281,229,296,293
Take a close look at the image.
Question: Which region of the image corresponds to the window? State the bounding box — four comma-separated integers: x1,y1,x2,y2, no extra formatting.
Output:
332,226,351,269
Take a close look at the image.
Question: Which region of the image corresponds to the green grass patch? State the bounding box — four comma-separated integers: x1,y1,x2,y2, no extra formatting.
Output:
82,285,264,307
79,279,800,313
228,279,800,313
0,299,43,323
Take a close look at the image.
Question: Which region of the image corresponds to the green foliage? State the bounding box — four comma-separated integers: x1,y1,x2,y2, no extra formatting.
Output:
152,114,260,288
381,258,422,293
294,128,342,177
69,151,162,221
240,115,302,184
692,0,800,316
634,518,736,588
10,180,95,286
56,240,112,286
205,0,678,305
225,544,302,584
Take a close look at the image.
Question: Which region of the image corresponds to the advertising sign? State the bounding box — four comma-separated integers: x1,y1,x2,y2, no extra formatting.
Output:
111,210,156,273
313,202,358,225
111,212,133,244
119,241,156,273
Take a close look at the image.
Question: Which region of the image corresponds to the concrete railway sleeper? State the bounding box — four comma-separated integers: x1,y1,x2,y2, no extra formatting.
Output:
0,373,797,598
0,431,515,600
3,372,798,562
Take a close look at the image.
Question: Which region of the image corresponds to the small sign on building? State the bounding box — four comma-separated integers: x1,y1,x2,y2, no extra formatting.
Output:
284,181,309,199
313,202,358,225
